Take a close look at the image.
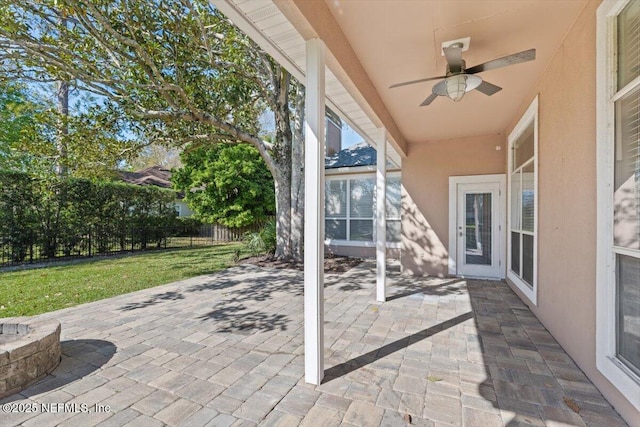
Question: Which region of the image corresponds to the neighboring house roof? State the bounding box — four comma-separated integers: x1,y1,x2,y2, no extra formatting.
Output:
325,142,376,169
119,166,173,189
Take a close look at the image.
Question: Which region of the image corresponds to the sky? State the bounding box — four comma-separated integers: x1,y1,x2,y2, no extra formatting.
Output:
260,109,364,150
341,123,363,148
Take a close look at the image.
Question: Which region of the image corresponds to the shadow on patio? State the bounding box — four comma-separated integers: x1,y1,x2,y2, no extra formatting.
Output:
118,266,303,334
318,270,627,426
15,339,117,400
0,263,627,426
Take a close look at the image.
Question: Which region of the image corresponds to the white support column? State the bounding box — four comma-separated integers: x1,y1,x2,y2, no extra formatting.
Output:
304,38,326,385
376,128,387,302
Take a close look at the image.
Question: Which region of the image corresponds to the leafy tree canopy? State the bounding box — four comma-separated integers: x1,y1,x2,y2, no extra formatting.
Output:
129,143,182,171
0,79,140,177
0,0,305,258
0,80,40,170
173,143,274,228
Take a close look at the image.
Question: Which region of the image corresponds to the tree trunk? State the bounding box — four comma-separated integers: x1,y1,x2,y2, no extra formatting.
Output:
55,80,69,177
273,170,292,258
270,66,303,260
55,15,69,177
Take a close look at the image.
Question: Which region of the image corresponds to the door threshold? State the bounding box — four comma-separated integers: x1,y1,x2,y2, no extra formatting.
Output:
456,274,504,281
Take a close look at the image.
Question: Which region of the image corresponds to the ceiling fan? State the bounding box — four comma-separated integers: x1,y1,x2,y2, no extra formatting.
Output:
390,43,536,106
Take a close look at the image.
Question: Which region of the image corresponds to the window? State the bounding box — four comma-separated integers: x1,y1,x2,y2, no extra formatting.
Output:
507,97,538,305
385,176,402,243
325,180,347,240
325,173,401,246
349,177,375,241
596,0,640,409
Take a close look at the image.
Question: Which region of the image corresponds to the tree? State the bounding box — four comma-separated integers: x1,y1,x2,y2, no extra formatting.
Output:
0,0,305,259
2,92,140,179
129,143,183,170
0,80,40,170
173,143,274,227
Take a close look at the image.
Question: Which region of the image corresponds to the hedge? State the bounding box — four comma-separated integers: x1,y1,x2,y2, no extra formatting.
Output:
0,170,179,262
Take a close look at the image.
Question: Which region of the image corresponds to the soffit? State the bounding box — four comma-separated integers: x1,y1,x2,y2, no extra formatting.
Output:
325,0,589,143
213,0,403,165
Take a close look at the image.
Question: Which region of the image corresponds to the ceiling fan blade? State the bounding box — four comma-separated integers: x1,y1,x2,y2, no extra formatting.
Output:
475,80,502,96
443,46,463,73
420,93,439,106
390,75,447,89
466,48,536,74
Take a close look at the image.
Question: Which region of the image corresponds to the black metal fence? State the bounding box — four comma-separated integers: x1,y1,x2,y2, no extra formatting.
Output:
0,222,263,268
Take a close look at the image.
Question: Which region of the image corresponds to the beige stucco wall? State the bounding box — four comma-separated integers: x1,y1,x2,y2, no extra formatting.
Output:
401,134,506,277
503,0,638,423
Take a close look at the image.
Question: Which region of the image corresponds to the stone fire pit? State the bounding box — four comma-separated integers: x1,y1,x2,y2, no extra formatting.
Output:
0,318,61,398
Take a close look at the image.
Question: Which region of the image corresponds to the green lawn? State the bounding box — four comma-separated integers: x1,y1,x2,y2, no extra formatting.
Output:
0,243,245,317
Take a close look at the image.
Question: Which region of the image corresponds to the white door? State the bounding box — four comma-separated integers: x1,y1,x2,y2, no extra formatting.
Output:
449,175,505,279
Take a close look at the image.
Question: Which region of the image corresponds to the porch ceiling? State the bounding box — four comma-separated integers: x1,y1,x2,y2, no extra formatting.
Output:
324,0,589,143
217,0,589,148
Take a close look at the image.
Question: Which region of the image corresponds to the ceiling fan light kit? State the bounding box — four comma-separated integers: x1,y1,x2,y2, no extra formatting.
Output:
434,74,482,102
390,40,536,106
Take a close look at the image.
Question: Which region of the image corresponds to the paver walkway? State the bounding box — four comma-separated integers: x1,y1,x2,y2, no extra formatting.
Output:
0,262,628,426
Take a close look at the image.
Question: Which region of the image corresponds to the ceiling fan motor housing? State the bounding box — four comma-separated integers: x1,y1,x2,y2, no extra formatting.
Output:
446,60,466,76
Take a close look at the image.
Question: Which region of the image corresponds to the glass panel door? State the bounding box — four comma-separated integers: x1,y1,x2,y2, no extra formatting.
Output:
457,181,502,278
464,193,492,265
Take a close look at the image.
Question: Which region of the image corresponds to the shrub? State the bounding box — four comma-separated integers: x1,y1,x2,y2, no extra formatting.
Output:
0,171,39,261
259,219,276,254
176,217,204,236
243,219,276,255
243,230,265,255
0,170,179,259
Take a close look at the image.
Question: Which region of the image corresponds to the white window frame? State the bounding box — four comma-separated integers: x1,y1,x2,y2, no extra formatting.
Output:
596,0,640,410
382,174,402,247
325,178,350,243
324,171,401,248
507,96,539,306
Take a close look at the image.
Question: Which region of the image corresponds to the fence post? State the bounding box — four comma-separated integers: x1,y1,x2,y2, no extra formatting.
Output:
88,227,92,258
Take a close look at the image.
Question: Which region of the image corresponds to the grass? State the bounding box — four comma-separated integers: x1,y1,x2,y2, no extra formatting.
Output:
0,243,246,317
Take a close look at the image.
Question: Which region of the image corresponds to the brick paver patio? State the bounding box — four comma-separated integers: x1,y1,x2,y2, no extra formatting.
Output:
0,261,628,426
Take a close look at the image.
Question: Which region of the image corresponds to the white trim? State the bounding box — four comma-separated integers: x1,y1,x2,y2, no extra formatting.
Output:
506,96,539,306
326,165,377,175
596,0,640,410
612,246,640,258
303,39,325,386
448,174,507,279
325,165,401,176
376,128,387,302
612,74,640,101
324,239,402,249
325,172,402,247
326,171,401,181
